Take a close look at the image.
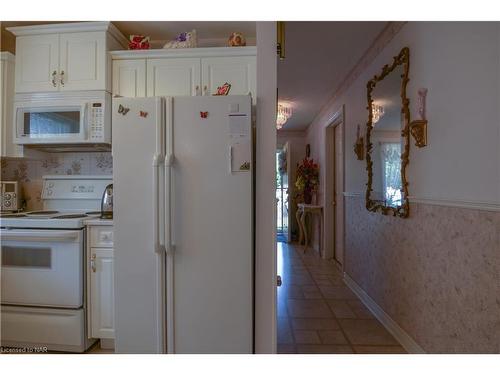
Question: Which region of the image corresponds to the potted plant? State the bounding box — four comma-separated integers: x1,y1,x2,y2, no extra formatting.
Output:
295,157,319,204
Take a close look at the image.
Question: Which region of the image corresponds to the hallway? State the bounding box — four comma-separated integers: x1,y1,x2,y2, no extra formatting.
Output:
277,242,406,354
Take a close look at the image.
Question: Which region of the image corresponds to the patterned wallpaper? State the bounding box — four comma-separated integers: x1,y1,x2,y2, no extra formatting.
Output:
345,196,500,353
1,152,112,211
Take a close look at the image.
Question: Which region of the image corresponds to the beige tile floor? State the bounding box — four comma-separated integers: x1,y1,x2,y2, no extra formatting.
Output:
277,242,406,354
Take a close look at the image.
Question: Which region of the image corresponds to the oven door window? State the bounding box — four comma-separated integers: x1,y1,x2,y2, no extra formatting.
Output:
2,246,51,268
19,107,83,139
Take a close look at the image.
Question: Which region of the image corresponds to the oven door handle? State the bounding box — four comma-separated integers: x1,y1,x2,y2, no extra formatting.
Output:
0,230,81,243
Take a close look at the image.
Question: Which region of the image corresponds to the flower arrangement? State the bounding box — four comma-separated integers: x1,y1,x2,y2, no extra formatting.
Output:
294,157,319,204
128,35,150,50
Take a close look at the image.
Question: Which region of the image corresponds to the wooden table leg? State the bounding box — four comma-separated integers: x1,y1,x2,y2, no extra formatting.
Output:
319,211,324,258
296,208,304,245
301,211,308,254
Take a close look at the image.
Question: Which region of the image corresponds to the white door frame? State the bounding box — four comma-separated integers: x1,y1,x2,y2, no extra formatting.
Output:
254,21,277,354
323,105,345,265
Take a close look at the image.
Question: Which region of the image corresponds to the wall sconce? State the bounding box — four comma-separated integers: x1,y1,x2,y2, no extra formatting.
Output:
410,88,428,147
354,124,364,160
276,102,292,129
371,103,385,124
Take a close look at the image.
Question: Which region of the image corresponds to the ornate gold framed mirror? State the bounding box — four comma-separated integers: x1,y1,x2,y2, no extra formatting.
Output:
365,47,410,218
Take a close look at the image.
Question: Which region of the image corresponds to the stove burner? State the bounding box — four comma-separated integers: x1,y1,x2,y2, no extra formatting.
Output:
53,214,88,219
85,211,101,215
27,210,59,215
0,213,27,218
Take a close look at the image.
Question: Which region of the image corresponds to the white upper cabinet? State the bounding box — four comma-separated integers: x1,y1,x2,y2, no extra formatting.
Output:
111,47,256,101
15,34,59,93
201,56,256,99
1,52,22,157
112,59,146,98
147,58,201,97
59,32,106,91
7,22,127,93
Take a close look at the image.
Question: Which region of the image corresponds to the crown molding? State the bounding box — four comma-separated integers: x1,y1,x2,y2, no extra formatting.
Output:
110,46,257,60
6,22,128,48
0,51,15,62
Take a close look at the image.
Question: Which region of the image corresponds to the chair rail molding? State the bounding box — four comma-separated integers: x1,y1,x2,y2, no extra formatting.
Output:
343,192,500,212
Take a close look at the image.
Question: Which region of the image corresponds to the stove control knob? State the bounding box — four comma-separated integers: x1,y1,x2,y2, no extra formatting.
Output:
47,189,53,196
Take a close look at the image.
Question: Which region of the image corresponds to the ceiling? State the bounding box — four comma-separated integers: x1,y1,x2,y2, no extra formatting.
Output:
277,21,387,131
0,21,256,53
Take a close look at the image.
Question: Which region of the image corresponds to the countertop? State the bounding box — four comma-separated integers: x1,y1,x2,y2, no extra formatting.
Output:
84,218,113,226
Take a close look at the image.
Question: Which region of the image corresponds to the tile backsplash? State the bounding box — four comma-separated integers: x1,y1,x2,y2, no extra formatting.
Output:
1,152,112,211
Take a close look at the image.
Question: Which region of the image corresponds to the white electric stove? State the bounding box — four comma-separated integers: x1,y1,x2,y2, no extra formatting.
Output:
0,175,112,353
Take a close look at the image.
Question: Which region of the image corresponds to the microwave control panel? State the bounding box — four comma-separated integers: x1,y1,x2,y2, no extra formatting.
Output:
89,102,105,141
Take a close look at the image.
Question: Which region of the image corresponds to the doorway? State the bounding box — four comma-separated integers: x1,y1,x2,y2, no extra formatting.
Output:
324,107,345,265
276,143,291,243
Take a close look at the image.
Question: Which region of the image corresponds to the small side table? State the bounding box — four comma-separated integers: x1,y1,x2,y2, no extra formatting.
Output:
296,203,323,256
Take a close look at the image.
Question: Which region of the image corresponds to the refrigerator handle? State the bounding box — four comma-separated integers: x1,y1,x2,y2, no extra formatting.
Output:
153,153,164,254
228,144,233,174
164,153,174,254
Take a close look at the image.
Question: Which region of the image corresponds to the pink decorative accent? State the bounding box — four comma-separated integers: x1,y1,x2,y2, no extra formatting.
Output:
417,88,428,120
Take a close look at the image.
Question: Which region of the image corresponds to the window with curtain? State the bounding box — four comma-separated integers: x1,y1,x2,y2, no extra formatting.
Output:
380,142,402,207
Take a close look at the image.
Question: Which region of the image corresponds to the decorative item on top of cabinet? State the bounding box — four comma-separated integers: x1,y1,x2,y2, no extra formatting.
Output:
163,30,198,49
228,32,246,47
354,124,364,160
128,35,151,50
6,22,127,93
409,88,428,147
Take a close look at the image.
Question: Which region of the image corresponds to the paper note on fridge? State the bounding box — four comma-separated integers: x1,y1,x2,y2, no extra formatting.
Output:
231,141,251,172
228,114,249,138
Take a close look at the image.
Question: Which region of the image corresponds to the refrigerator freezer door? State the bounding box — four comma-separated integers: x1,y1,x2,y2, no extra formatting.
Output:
171,95,253,353
112,97,165,353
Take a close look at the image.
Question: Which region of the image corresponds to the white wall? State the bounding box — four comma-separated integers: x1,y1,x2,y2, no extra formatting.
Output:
304,21,500,353
308,22,500,205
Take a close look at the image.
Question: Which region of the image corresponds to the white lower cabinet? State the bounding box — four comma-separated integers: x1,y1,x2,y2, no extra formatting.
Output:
87,224,115,342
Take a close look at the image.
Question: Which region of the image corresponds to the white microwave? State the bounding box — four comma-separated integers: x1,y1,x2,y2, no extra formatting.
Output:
13,91,111,145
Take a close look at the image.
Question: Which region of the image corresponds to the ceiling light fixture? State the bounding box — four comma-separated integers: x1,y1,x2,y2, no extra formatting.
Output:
276,103,292,129
371,103,385,124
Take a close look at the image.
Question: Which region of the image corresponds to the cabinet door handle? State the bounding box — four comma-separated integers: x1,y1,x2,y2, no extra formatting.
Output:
195,85,200,96
91,254,96,272
51,71,57,87
203,85,208,96
60,70,65,86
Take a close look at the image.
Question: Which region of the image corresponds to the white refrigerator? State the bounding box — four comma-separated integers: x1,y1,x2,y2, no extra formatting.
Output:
112,95,253,353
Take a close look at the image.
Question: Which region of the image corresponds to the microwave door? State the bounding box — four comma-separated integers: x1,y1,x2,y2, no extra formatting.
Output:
16,105,86,144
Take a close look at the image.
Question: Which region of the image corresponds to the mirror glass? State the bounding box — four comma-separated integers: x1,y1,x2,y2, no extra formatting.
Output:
370,65,404,207
366,47,410,217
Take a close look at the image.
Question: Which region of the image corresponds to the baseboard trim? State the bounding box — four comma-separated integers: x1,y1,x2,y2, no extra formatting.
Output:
343,273,426,354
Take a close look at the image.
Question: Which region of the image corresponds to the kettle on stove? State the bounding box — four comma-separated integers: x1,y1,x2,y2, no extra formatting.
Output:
100,184,113,219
